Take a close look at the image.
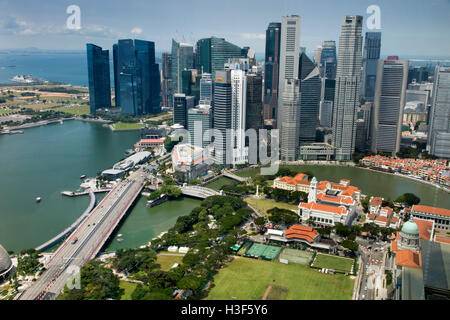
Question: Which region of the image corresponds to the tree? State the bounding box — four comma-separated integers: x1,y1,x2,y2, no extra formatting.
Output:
395,193,420,207
342,240,359,252
58,261,123,300
176,274,205,291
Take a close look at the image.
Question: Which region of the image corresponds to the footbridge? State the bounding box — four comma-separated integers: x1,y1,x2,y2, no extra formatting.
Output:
180,185,222,199
223,170,249,183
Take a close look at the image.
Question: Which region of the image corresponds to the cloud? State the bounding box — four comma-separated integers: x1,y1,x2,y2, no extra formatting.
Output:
131,27,143,35
240,33,265,40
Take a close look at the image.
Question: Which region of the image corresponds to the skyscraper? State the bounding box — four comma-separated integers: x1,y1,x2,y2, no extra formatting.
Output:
112,44,120,107
161,52,173,107
199,73,213,104
188,104,212,148
319,40,337,79
86,43,111,115
278,15,301,159
231,68,248,165
171,40,194,93
299,52,321,144
371,58,408,155
361,32,381,101
196,37,242,78
427,66,450,158
332,15,363,160
263,22,281,126
280,79,302,161
173,93,194,129
246,73,263,132
115,39,161,116
213,70,232,164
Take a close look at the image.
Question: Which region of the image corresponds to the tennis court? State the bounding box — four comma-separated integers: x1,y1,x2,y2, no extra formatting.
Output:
245,243,282,260
279,248,313,265
237,242,252,256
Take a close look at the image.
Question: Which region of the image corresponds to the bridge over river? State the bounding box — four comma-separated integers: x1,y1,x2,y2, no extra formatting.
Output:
17,169,146,300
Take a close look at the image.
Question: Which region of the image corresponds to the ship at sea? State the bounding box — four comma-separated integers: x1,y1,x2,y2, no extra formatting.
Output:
10,74,47,84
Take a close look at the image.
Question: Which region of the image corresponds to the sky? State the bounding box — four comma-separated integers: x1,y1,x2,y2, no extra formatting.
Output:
0,0,449,57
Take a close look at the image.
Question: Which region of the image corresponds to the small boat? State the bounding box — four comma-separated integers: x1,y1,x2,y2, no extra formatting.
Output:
80,175,86,179
36,197,41,203
117,238,123,242
118,234,123,237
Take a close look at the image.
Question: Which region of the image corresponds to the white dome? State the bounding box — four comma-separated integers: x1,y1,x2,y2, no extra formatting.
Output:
0,244,12,274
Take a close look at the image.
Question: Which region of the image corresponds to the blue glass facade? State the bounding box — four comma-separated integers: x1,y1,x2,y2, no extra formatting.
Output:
319,41,337,79
86,44,111,115
362,32,382,101
115,39,161,116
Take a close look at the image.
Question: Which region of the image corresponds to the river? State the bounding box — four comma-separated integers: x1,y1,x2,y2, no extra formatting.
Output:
0,120,199,253
234,166,450,209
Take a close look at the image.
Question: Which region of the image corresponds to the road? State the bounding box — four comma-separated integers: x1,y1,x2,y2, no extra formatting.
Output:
357,238,388,300
18,169,146,300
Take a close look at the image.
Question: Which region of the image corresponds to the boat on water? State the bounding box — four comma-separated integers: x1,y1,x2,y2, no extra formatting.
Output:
118,234,123,237
36,197,41,203
80,175,86,179
117,238,123,242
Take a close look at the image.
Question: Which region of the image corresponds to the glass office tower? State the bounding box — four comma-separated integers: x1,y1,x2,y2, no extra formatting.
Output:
86,43,111,115
263,22,282,125
115,39,161,116
361,32,381,101
319,40,337,79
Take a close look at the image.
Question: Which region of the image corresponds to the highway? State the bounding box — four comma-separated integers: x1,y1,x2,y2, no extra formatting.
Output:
18,169,146,300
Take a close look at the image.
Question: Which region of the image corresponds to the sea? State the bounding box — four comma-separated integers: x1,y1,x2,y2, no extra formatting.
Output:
1,50,448,87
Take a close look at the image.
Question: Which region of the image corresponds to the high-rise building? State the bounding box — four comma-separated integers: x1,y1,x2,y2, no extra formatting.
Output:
278,15,302,159
86,44,111,114
371,58,409,155
299,52,321,144
319,41,337,79
332,15,363,160
280,79,302,161
213,70,232,164
361,32,381,101
246,73,263,133
231,68,248,165
355,102,373,152
173,94,194,129
314,45,322,66
196,37,242,78
408,66,430,84
263,22,281,126
188,104,212,148
320,100,333,128
112,44,120,107
161,52,173,107
115,39,161,116
428,66,450,158
171,40,194,93
199,73,213,104
181,69,192,96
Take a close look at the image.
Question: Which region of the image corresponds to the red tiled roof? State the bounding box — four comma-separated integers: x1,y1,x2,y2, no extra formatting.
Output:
412,205,450,218
285,224,318,243
435,237,450,244
396,250,421,268
141,138,165,144
370,197,383,207
412,218,433,241
299,202,348,215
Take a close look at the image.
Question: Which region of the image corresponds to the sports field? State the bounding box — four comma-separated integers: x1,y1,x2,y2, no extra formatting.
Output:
206,257,354,300
312,253,354,273
244,197,298,215
279,248,313,265
155,254,184,271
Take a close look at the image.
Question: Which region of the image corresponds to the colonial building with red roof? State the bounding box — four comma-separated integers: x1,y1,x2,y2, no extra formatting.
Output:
411,205,450,231
297,177,357,227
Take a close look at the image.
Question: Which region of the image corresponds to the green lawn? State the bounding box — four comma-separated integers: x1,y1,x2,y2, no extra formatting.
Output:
120,281,138,300
204,177,237,191
312,253,354,273
53,105,90,116
206,257,354,300
155,254,184,271
111,122,143,131
244,197,298,215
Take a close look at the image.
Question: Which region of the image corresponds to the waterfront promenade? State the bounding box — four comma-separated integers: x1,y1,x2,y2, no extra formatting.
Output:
18,169,146,300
